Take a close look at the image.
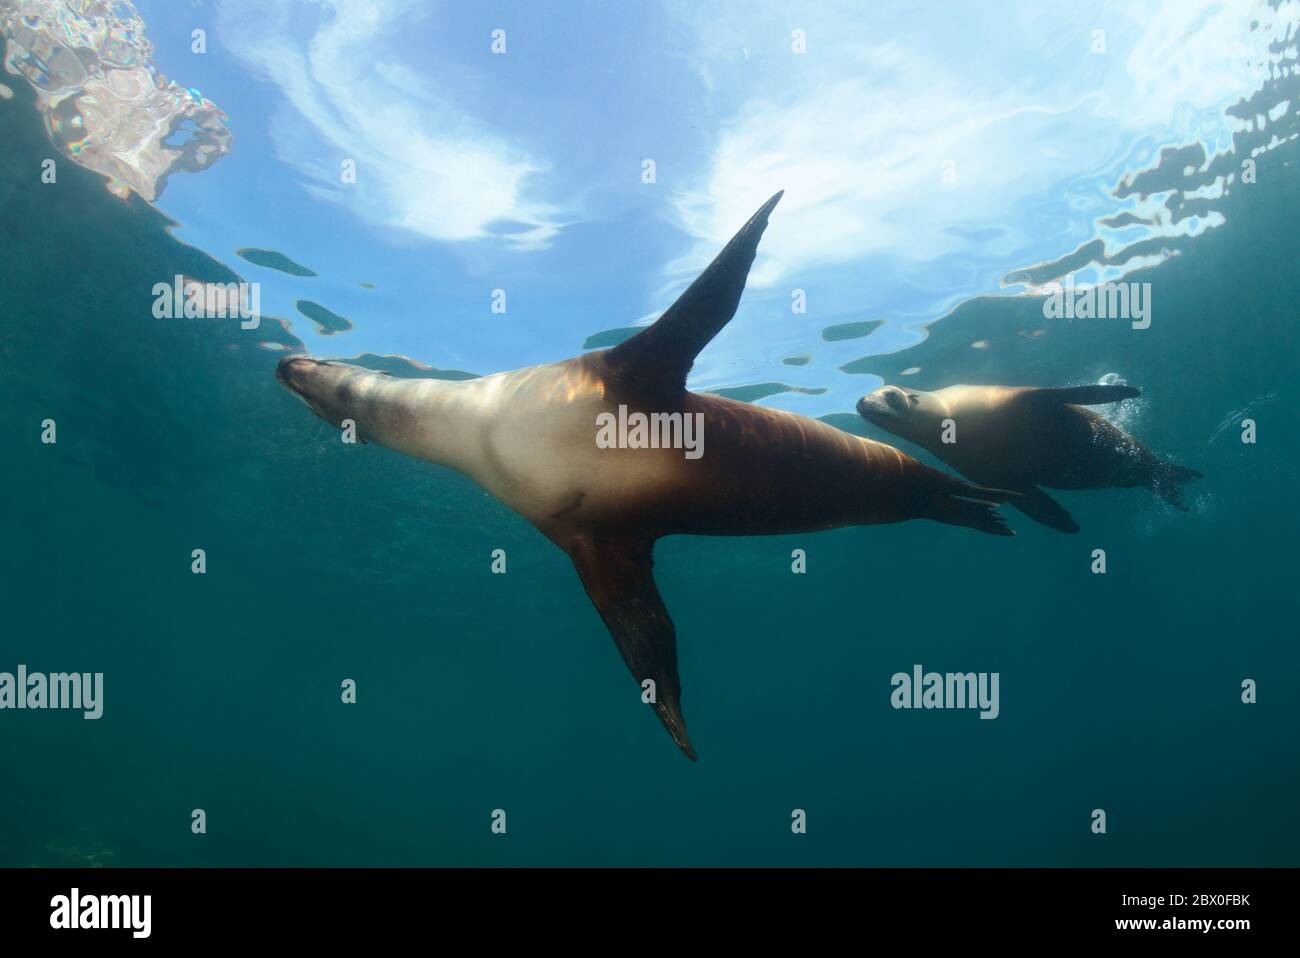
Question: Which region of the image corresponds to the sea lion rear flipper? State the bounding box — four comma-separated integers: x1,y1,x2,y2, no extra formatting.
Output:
606,191,783,391
1150,461,1203,511
1023,384,1141,405
1010,486,1080,534
567,536,697,761
922,470,1019,536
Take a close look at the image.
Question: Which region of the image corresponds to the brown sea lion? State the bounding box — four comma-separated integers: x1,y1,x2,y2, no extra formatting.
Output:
856,382,1202,534
276,193,1018,760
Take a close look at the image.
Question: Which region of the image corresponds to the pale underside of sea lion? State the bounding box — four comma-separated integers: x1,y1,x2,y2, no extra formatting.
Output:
857,382,1203,533
276,193,1020,759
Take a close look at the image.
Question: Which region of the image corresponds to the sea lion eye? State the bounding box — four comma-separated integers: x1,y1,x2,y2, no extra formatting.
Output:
908,394,919,406
885,390,906,411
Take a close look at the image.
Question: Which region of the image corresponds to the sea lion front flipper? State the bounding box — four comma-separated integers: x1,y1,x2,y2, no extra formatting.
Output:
606,191,783,391
1023,384,1141,405
1010,486,1080,534
567,536,697,761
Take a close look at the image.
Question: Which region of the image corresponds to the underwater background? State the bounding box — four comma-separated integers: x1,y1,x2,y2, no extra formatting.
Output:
1,0,1298,866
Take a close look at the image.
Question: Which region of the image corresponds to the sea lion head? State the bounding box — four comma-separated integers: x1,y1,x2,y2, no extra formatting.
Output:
855,384,938,442
276,355,366,426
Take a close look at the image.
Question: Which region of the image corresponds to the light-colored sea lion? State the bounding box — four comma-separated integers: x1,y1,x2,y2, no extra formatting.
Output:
276,193,1018,760
856,382,1202,534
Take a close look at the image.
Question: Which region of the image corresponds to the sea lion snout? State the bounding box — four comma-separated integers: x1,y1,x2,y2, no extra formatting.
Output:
275,355,316,391
276,355,346,396
275,355,354,423
856,386,908,424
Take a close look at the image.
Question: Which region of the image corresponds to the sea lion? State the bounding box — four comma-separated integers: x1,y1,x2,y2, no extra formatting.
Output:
856,382,1202,534
276,193,1019,760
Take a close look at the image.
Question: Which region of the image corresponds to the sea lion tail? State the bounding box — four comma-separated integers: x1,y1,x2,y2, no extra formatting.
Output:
1151,461,1204,512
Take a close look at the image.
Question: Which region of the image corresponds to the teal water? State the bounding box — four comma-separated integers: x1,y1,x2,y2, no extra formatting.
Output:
3,21,1299,867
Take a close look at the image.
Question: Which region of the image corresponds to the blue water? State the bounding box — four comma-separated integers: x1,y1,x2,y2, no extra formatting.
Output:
1,1,1297,867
